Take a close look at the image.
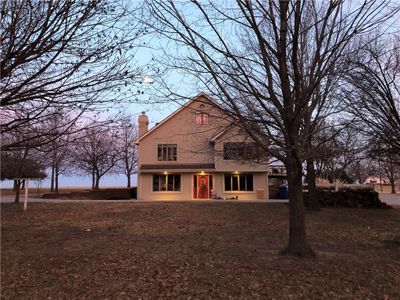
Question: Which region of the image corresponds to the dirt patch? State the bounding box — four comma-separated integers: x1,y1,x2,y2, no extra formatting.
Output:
1,202,400,299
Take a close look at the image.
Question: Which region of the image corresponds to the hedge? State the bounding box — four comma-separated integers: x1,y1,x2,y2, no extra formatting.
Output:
303,188,391,209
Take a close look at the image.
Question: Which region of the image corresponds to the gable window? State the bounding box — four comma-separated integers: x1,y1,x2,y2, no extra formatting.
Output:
153,174,181,192
224,174,253,191
195,113,209,125
157,144,177,161
223,142,261,160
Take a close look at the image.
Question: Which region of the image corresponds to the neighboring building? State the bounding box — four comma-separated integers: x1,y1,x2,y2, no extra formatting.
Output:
363,176,390,185
136,93,270,201
364,176,400,193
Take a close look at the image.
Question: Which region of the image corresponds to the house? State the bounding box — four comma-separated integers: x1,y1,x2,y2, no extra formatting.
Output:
136,93,270,201
364,176,400,193
364,176,388,185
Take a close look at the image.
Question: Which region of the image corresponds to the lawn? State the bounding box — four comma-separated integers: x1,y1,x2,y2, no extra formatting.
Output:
1,202,400,299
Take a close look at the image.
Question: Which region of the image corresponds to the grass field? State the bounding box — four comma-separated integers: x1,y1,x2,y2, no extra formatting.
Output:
1,202,400,299
0,187,93,196
1,186,129,197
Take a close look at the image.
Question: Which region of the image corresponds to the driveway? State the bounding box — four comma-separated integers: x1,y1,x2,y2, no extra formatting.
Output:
379,192,400,206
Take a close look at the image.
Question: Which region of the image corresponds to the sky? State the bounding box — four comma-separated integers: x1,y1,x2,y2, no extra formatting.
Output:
2,1,399,190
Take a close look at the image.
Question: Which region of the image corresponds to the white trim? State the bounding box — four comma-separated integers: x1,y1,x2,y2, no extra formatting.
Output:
223,173,254,192
223,191,255,194
151,191,184,194
151,174,182,193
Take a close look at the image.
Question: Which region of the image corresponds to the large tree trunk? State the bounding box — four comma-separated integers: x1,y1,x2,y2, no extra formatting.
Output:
14,180,21,203
388,166,396,194
50,164,55,192
127,172,131,188
91,169,95,190
281,155,315,257
94,172,100,190
390,179,396,194
55,169,59,193
306,158,320,211
13,180,18,192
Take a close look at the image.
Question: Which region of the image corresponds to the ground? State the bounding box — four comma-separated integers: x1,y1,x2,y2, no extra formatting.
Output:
1,202,400,299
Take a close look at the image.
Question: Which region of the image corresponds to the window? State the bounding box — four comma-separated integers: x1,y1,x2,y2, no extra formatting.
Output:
195,113,209,124
223,142,261,160
157,144,177,161
153,174,181,192
224,174,253,191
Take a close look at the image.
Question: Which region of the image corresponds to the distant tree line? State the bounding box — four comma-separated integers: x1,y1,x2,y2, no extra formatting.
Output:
1,115,138,203
0,0,149,203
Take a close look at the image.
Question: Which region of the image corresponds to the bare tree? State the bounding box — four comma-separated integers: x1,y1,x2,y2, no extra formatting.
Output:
379,156,400,193
315,124,367,183
368,136,400,193
46,135,74,193
74,125,120,190
0,0,150,151
34,110,75,193
146,0,399,256
304,77,342,210
343,38,400,156
1,146,46,203
116,116,138,188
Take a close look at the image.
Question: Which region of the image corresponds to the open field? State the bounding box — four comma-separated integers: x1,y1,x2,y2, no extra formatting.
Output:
1,202,400,299
0,187,91,197
0,187,127,197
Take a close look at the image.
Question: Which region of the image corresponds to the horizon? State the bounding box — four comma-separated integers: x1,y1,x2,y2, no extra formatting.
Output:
0,173,138,189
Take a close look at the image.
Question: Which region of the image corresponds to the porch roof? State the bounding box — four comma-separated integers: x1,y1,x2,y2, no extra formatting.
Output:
140,163,215,173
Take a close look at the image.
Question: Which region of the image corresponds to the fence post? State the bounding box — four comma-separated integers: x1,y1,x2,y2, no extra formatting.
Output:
23,179,29,211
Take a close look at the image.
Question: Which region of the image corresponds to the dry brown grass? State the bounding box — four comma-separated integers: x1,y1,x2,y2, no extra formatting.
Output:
1,202,400,299
0,187,93,196
1,186,127,197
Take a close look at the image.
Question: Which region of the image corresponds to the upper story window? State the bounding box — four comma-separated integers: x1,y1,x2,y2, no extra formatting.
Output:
157,144,177,161
195,113,209,125
223,142,261,160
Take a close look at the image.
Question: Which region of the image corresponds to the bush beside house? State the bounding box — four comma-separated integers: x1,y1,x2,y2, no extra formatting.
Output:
304,188,391,209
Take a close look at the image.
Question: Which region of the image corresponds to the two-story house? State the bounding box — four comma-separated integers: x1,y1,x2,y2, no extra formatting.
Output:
136,93,270,201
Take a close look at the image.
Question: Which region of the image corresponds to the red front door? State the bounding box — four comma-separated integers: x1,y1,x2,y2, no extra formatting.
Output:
197,175,209,199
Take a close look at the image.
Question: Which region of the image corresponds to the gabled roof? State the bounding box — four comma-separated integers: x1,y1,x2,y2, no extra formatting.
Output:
209,124,235,143
136,92,222,142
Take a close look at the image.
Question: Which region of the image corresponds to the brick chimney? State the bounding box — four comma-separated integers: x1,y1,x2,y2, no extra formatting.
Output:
138,111,149,137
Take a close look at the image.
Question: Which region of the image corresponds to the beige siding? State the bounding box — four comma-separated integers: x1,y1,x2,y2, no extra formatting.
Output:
138,172,269,201
137,94,271,201
138,96,227,166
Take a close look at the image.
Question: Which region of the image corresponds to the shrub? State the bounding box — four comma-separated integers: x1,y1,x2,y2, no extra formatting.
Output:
303,188,391,209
